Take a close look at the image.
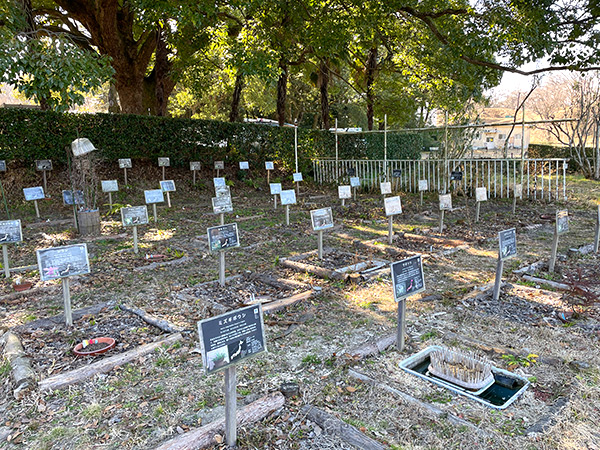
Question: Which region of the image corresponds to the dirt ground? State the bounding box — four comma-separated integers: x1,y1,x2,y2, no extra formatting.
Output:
0,165,599,450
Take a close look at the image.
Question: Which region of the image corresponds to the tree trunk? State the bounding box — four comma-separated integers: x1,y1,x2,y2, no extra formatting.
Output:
365,47,378,131
108,82,121,113
318,59,330,130
277,58,288,126
229,72,245,122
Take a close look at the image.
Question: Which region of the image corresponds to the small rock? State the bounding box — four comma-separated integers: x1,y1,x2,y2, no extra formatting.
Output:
176,426,184,434
569,360,591,371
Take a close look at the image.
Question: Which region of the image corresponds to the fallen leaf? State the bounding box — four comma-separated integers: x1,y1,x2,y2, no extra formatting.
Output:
345,386,357,393
214,434,223,444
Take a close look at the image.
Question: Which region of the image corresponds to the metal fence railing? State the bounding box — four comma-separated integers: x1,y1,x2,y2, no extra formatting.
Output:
312,158,568,200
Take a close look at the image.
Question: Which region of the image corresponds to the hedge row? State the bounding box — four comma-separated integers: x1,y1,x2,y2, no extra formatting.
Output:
0,109,422,173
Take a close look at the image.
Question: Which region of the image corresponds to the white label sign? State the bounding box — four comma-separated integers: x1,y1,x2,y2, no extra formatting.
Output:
270,183,282,195
293,172,303,182
215,185,230,198
37,243,90,281
280,189,297,205
380,182,392,195
213,177,226,188
418,180,428,191
190,161,201,170
158,157,170,167
160,180,176,192
439,194,452,211
384,196,403,216
265,161,274,170
121,205,149,227
119,158,132,169
350,177,360,188
338,185,352,199
23,186,45,201
212,196,233,214
514,183,523,199
475,187,487,202
101,180,119,192
311,207,334,231
214,161,224,170
239,161,249,170
144,189,164,204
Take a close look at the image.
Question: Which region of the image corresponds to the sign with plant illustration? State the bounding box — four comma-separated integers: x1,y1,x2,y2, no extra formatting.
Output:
144,189,164,204
160,180,176,192
380,182,392,195
269,183,282,195
293,172,303,182
121,206,149,227
391,255,425,302
265,161,274,170
118,158,132,169
215,185,230,198
212,196,233,214
190,162,201,170
384,196,402,216
280,189,296,205
0,220,23,244
310,207,334,231
338,185,351,199
23,186,45,201
207,223,240,252
392,169,402,178
158,157,170,167
35,160,52,171
37,243,90,281
239,161,249,170
515,184,523,198
62,190,85,205
498,228,517,260
350,177,360,187
439,194,452,210
101,180,119,192
214,161,225,170
197,303,266,374
556,210,569,234
475,187,488,202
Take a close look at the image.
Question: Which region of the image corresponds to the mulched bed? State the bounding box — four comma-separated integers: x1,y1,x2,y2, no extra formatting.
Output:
16,306,164,376
303,251,383,271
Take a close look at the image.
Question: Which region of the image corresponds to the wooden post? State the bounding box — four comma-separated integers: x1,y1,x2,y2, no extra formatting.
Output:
267,170,270,186
2,244,9,278
341,198,345,207
420,191,423,206
108,192,113,210
34,200,40,219
439,210,444,233
162,166,165,181
512,196,517,214
220,213,225,226
295,181,299,199
388,216,393,244
166,192,171,208
595,205,600,253
217,168,220,178
475,201,481,223
133,225,138,254
124,168,128,185
153,204,158,223
318,230,323,259
63,277,72,326
397,300,405,352
285,205,290,226
42,170,47,192
193,170,196,185
353,187,356,201
492,257,504,301
549,226,559,273
273,195,277,210
219,251,226,287
224,366,237,447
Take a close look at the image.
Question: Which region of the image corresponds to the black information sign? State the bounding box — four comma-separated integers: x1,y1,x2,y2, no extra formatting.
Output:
0,220,23,244
190,161,201,171
450,171,463,181
121,206,149,226
556,210,569,234
197,304,266,374
391,255,425,302
0,160,6,172
36,160,52,171
392,169,402,178
62,190,85,205
347,167,356,177
498,228,517,260
207,223,240,252
37,243,90,281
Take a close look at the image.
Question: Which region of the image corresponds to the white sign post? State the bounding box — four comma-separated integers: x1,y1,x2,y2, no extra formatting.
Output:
350,176,360,200
439,194,452,233
380,181,392,198
391,255,425,351
280,190,297,226
158,157,170,180
293,172,303,198
160,180,176,208
265,161,274,185
418,179,428,206
101,180,119,210
144,189,165,223
384,196,402,244
190,161,201,184
311,207,334,259
269,183,281,209
475,187,487,223
121,206,149,254
0,220,23,278
119,158,132,185
37,244,91,326
494,228,517,301
595,205,600,254
549,210,569,273
35,160,52,192
338,185,351,207
207,223,240,287
23,186,45,219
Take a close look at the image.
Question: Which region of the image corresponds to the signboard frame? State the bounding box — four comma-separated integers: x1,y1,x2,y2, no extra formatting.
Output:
23,186,45,201
160,180,176,192
207,223,240,252
384,196,403,216
498,228,517,261
280,189,297,205
391,255,425,302
118,158,132,169
158,157,170,167
121,206,149,227
37,243,91,282
310,207,334,231
0,220,23,244
144,189,165,204
380,182,392,195
101,180,119,193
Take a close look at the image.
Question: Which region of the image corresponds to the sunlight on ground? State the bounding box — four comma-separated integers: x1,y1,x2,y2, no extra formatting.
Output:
143,228,176,241
464,247,497,258
349,224,387,236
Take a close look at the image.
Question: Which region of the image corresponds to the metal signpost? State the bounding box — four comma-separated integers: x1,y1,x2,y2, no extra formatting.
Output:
121,206,149,254
0,220,22,278
144,189,165,223
36,243,90,326
23,186,45,218
310,207,334,259
280,190,296,226
207,223,240,287
391,255,425,351
158,157,170,180
384,196,402,244
119,158,132,185
475,187,487,223
549,210,569,273
338,185,351,207
439,194,452,233
190,162,201,184
493,228,517,301
418,179,428,206
270,183,282,209
160,180,176,208
35,160,52,192
197,304,266,447
101,180,119,210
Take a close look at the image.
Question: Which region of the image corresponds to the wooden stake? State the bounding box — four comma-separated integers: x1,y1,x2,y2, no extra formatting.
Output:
219,251,226,287
475,201,481,223
34,200,40,218
295,182,299,199
285,205,290,226
397,300,405,352
2,244,9,278
549,226,559,273
267,169,270,185
193,170,196,185
595,205,600,254
420,191,423,206
133,225,138,254
388,216,393,244
353,187,356,201
124,168,128,185
273,195,277,210
318,230,323,259
217,168,220,178
42,170,47,192
512,196,517,214
63,277,72,326
341,198,345,207
439,210,445,233
108,192,113,210
166,192,171,208
220,213,225,226
492,257,504,301
153,204,158,223
224,366,237,447
162,166,165,181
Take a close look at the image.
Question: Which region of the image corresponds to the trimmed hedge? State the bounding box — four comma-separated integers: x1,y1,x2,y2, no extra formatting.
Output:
0,109,421,173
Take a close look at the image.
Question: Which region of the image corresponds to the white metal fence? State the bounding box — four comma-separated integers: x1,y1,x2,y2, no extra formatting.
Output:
313,158,568,200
